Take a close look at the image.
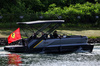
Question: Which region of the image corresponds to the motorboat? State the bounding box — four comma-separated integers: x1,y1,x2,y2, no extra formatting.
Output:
4,20,94,53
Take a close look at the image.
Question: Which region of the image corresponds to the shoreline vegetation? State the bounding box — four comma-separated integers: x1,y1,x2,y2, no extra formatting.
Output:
0,2,100,29
0,28,100,38
0,28,100,46
1,29,100,45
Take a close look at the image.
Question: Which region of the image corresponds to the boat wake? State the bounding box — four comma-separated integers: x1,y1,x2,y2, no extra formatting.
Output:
75,47,90,53
0,46,100,66
0,47,10,56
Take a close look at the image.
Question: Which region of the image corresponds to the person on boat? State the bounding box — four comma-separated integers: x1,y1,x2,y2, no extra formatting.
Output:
53,31,58,38
41,32,47,39
63,34,67,38
31,33,37,39
27,33,37,42
50,34,54,38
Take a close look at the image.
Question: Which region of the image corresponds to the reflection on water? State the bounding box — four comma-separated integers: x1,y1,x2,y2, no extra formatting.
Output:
8,54,22,66
0,46,100,66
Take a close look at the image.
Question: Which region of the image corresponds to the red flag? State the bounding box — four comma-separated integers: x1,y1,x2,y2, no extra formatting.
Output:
8,28,21,44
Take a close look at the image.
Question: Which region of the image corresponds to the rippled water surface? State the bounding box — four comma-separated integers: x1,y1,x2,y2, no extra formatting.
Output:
0,46,100,66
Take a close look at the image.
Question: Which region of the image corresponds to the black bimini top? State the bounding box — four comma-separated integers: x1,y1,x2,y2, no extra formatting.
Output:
17,20,64,25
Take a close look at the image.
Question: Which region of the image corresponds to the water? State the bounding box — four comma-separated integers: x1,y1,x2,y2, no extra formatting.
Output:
0,46,100,66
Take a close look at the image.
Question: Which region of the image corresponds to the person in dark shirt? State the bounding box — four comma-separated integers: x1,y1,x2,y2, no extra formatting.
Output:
53,31,58,38
27,33,37,42
32,33,37,39
41,32,47,39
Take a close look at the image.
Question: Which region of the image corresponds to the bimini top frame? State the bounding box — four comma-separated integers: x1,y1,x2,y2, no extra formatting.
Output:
16,20,65,38
17,20,64,25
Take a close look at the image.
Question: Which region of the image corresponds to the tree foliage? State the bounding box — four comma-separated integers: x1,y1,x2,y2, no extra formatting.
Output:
0,0,100,28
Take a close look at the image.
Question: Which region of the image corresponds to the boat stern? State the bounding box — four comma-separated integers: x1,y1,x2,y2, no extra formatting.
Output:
4,45,25,53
